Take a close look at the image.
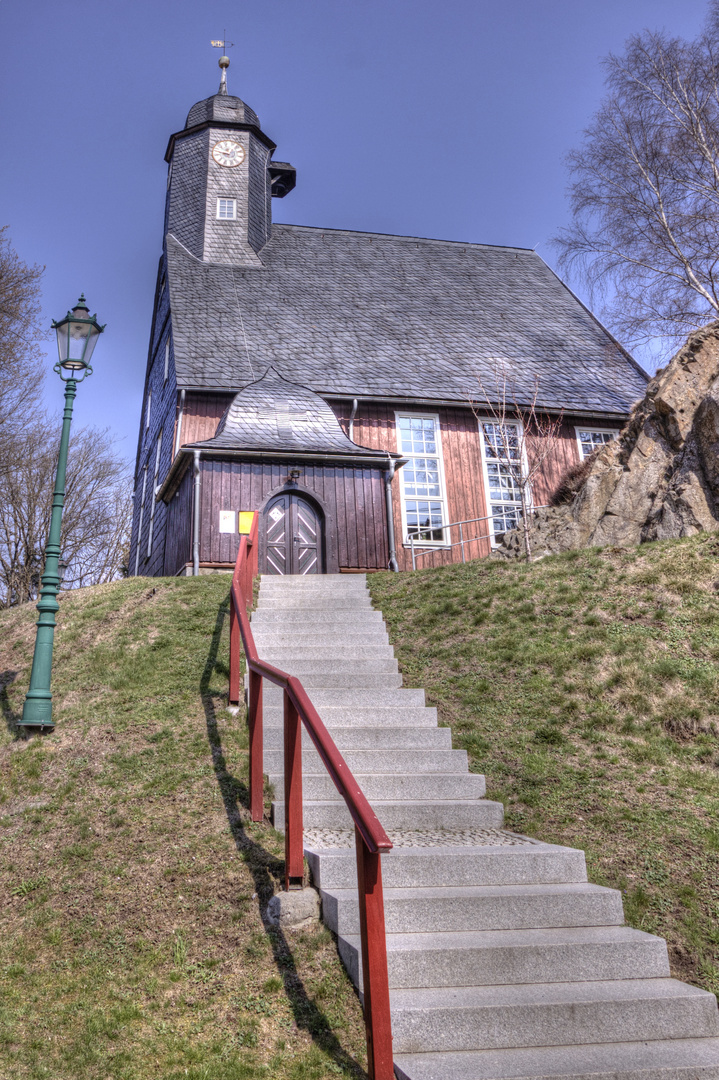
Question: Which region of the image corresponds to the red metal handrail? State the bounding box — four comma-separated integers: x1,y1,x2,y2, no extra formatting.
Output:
228,514,394,1079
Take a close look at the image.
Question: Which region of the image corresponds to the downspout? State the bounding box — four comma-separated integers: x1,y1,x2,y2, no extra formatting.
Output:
174,388,186,456
192,450,201,577
384,454,399,572
348,397,359,441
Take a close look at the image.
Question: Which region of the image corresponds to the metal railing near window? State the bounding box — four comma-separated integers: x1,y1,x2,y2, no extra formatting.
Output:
228,515,395,1079
408,507,550,570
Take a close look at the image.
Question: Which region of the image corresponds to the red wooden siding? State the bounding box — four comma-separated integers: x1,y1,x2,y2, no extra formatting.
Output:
332,402,624,571
177,392,234,448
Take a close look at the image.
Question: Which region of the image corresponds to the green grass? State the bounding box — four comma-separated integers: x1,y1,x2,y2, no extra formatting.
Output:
368,534,719,994
0,577,366,1080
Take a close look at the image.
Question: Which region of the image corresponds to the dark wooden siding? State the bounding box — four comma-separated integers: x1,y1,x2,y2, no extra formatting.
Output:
197,458,388,571
163,465,193,576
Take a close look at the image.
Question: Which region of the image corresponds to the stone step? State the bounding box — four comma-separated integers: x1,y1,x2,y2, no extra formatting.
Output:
263,687,425,708
320,882,624,936
392,1037,719,1080
255,657,400,674
256,645,396,661
252,631,391,647
255,596,374,610
263,748,469,775
267,772,485,803
339,925,669,991
258,578,369,586
257,671,403,690
274,798,504,832
305,842,588,891
257,585,370,596
250,609,384,625
389,978,719,1053
262,706,440,728
263,725,453,750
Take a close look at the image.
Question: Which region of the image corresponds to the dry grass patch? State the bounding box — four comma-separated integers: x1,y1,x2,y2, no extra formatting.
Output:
0,577,366,1080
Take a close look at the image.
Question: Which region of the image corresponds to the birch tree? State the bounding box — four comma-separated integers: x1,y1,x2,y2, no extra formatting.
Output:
555,2,719,348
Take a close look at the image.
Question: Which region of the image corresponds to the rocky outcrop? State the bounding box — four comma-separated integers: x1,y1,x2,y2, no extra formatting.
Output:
498,323,719,559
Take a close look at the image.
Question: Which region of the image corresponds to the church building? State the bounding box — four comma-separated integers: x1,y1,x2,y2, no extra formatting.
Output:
128,58,648,578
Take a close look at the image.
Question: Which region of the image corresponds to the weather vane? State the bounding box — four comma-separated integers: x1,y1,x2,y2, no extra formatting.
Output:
211,33,234,93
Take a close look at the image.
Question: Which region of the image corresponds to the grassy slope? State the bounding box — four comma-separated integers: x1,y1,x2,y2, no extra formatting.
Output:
0,577,366,1080
368,534,719,995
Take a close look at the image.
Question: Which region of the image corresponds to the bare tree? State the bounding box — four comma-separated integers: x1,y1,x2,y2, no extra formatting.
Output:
0,228,46,459
0,423,132,607
555,2,719,349
472,369,564,561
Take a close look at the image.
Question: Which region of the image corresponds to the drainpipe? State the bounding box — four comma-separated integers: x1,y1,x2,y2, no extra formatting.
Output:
348,397,359,441
174,388,186,456
384,455,399,572
192,450,201,577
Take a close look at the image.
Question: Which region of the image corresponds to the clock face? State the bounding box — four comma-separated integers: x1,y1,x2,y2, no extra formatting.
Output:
212,140,245,168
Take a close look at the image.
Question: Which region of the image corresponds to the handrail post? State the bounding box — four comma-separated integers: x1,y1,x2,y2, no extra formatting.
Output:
460,522,465,564
229,591,240,705
249,669,263,821
355,826,394,1080
284,689,304,889
410,534,415,571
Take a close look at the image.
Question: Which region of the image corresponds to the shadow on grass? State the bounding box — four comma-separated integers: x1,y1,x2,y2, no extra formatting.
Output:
0,670,23,738
200,597,366,1079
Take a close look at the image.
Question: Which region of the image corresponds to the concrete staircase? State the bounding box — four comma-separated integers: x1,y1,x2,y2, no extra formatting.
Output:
250,573,719,1079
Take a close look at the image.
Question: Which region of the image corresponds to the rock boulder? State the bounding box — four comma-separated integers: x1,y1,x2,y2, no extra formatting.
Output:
497,323,719,559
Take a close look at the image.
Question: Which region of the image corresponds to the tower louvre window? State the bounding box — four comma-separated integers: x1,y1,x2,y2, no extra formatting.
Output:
216,198,237,220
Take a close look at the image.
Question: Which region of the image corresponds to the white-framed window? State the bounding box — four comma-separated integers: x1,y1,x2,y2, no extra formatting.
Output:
395,413,449,544
163,335,170,383
216,198,237,220
146,430,163,559
575,427,619,460
478,420,529,543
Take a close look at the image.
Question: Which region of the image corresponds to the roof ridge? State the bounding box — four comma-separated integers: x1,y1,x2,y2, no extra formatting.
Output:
271,223,534,253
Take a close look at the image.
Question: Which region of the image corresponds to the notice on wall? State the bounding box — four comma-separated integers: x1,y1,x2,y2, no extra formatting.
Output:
219,510,236,534
238,511,255,535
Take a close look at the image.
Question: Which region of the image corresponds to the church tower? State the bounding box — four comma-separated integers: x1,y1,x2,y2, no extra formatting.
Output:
163,54,295,266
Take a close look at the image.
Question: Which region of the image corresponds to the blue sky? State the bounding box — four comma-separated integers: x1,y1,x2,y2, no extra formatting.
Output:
0,0,710,462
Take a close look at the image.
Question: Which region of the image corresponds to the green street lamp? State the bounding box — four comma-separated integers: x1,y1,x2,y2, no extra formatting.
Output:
21,296,105,731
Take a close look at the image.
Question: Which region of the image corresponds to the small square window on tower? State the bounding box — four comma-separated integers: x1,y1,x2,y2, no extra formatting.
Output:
216,198,237,220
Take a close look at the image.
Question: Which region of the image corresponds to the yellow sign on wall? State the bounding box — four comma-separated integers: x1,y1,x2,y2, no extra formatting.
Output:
238,511,255,535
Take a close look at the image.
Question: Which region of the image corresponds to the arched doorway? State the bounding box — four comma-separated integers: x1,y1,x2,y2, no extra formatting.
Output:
263,492,324,575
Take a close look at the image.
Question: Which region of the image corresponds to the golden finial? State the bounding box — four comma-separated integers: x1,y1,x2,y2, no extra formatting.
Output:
211,34,234,95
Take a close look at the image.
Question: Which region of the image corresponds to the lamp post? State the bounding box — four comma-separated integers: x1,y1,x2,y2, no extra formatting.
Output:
21,296,105,731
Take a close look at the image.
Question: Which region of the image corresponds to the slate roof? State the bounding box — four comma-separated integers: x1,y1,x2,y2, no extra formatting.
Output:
185,92,260,131
186,367,389,458
166,226,648,415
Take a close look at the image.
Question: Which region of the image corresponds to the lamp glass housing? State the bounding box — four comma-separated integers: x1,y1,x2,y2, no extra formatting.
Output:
53,298,103,373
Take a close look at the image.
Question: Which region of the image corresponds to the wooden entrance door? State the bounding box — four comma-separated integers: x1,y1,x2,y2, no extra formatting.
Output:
264,493,323,575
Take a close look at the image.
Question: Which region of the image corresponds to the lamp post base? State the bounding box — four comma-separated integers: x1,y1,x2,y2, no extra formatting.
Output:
21,690,54,729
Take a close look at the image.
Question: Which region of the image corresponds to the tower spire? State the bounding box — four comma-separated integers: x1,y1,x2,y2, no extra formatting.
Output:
210,34,234,95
